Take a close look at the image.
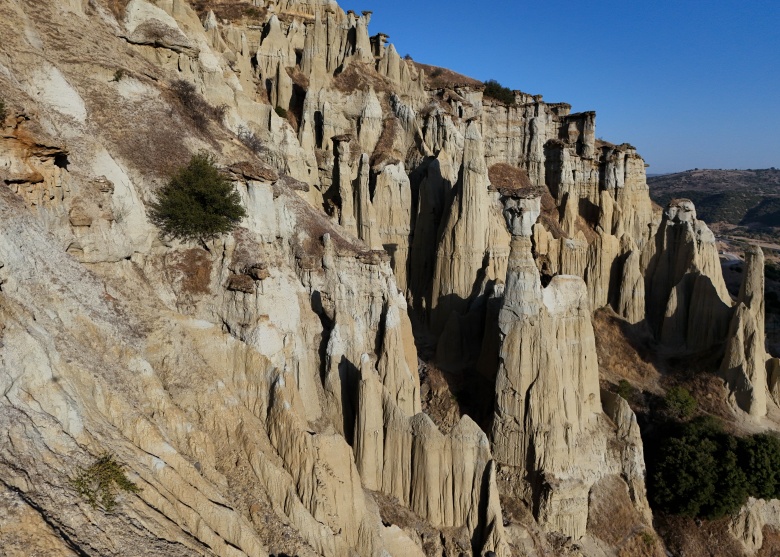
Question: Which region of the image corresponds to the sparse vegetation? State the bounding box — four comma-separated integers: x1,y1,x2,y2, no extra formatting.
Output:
274,106,288,119
149,153,246,242
111,69,126,82
663,386,697,419
0,98,6,121
617,379,635,402
483,79,515,106
71,453,140,512
171,79,226,132
237,125,265,154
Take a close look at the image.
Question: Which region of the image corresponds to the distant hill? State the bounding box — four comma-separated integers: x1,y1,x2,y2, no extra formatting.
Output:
647,168,780,226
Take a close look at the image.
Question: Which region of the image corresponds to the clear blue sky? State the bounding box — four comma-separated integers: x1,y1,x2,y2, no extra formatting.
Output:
346,0,780,174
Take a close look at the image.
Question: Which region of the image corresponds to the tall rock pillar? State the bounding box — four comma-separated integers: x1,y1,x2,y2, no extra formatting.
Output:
492,193,604,540
721,246,769,417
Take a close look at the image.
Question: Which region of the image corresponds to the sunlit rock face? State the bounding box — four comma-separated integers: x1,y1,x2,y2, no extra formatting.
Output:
1,0,766,555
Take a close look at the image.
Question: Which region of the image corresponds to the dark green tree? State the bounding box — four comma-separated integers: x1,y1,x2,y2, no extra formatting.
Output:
706,432,748,518
150,153,246,242
648,416,751,519
740,433,780,499
650,433,719,517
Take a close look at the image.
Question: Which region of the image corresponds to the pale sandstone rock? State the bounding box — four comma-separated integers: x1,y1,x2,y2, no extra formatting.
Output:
430,121,492,333
358,88,383,155
601,391,653,523
0,0,712,552
769,358,780,406
373,162,413,291
617,245,646,324
354,365,509,553
721,247,768,417
731,498,780,555
355,153,383,250
492,235,603,539
645,199,733,351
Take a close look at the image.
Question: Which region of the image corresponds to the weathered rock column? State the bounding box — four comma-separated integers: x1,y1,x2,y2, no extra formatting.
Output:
721,246,769,417
332,134,357,235
492,192,604,540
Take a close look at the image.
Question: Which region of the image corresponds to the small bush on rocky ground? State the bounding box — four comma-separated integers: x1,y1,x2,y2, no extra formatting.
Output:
483,79,515,105
274,106,288,119
237,126,265,154
171,79,226,131
663,386,697,419
71,453,140,512
0,99,6,121
149,153,246,242
617,379,635,401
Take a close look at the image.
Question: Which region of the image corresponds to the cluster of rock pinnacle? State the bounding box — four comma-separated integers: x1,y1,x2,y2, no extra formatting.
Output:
0,0,777,555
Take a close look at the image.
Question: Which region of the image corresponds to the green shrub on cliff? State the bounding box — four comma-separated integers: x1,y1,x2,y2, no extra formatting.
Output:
483,79,515,105
149,153,246,242
71,453,140,512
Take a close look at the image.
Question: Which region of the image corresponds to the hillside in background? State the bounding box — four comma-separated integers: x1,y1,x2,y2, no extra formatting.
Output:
648,168,780,228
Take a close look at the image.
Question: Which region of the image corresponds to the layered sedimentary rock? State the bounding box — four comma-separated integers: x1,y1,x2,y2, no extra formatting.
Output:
2,0,761,554
721,247,769,417
644,199,733,352
492,199,604,538
354,355,509,556
430,121,493,333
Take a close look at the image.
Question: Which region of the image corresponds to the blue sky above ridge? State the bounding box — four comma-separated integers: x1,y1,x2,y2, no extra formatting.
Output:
344,0,780,174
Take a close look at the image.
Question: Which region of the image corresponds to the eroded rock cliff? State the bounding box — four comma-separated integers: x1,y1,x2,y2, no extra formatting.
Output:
0,0,776,556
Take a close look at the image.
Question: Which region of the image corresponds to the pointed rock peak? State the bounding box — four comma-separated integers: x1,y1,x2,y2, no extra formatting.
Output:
359,353,374,379
464,119,482,142
409,412,441,436
359,152,370,170
361,88,383,119
203,10,218,31
383,302,402,329
740,246,765,302
263,14,284,40
451,414,489,442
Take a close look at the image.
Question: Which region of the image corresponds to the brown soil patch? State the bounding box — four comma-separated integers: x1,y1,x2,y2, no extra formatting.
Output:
593,307,661,393
190,1,267,22
418,361,460,434
588,476,665,557
333,62,392,95
488,163,531,191
166,247,212,295
538,191,566,238
656,514,748,557
370,117,398,167
413,62,482,90
758,526,780,557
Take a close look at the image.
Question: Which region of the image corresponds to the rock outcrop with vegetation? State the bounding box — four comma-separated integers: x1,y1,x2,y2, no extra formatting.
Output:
0,1,777,556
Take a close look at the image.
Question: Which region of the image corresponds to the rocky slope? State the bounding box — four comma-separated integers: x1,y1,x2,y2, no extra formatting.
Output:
0,0,778,556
